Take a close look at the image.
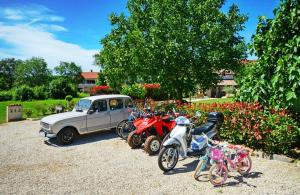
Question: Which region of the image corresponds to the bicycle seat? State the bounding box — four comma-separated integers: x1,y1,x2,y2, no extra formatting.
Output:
192,122,215,135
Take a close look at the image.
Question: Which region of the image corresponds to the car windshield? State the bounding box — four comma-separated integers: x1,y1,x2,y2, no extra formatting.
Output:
75,99,92,111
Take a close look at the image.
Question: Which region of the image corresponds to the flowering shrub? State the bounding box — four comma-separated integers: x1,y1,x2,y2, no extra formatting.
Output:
178,102,300,155
90,85,110,95
143,83,161,89
121,84,146,99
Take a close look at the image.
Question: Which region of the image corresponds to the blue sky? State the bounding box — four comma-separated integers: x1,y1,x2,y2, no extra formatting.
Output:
0,0,280,71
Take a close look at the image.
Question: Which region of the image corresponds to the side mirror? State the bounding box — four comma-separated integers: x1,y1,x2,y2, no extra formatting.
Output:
88,109,95,114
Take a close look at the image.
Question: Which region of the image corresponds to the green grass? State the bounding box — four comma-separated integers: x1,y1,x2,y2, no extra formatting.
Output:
0,98,81,124
193,98,234,104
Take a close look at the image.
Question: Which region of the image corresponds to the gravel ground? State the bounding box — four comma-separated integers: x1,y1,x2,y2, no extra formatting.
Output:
1,120,300,195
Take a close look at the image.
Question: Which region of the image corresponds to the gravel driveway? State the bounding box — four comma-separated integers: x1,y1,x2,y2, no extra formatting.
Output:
0,120,300,195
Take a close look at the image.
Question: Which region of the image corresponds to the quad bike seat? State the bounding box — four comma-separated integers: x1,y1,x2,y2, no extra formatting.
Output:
162,116,173,122
192,122,215,135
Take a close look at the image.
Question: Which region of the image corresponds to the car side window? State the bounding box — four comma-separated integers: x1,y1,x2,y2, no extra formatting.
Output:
91,100,107,112
125,98,134,108
109,99,123,110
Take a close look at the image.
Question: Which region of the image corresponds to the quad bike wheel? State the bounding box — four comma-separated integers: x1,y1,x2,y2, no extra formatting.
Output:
127,131,142,148
144,135,161,155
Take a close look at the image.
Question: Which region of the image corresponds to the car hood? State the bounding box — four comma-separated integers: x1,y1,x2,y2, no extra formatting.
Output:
41,111,86,125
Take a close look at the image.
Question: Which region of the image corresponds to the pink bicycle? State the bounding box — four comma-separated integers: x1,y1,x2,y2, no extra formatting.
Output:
208,144,252,186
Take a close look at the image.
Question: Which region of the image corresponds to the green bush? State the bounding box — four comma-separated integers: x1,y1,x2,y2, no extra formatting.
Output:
0,91,13,101
14,85,34,101
78,92,89,98
34,104,47,116
121,84,146,99
33,85,48,100
47,105,56,114
65,95,73,102
49,78,77,99
23,108,33,118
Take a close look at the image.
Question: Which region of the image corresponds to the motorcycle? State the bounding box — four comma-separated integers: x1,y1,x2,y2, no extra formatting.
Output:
157,112,224,172
127,111,176,155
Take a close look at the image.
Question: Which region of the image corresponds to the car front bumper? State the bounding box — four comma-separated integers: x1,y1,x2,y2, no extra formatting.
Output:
39,129,56,138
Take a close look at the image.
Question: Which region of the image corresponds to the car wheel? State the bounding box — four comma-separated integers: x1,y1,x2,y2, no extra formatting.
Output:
57,127,76,145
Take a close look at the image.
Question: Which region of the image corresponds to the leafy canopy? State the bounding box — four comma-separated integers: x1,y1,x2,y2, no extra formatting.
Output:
236,0,300,111
0,58,22,90
54,61,82,84
14,57,51,87
97,0,247,99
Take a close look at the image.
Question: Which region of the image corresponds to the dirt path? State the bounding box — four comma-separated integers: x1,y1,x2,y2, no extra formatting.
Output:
0,120,299,194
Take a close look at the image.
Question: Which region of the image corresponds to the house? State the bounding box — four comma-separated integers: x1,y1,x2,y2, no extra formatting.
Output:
78,70,99,93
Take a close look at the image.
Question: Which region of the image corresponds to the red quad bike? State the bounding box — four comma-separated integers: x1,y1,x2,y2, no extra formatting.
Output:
127,112,176,155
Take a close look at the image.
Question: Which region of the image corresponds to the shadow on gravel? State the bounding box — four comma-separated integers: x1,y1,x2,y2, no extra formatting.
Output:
44,129,117,147
163,159,198,175
222,171,263,188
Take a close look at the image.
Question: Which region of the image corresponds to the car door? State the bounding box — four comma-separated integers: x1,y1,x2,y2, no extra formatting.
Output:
109,98,125,127
86,99,110,132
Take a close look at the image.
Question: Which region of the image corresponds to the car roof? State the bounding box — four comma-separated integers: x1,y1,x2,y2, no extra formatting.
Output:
82,94,131,101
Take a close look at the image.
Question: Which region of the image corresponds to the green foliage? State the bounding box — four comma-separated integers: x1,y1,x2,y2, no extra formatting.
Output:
54,61,82,84
237,0,300,111
34,104,48,116
14,85,34,101
14,57,51,87
49,78,77,99
77,92,90,98
223,86,235,95
65,95,73,102
121,83,146,99
23,108,33,118
0,58,22,90
0,91,13,101
180,102,300,155
33,85,48,100
96,72,107,86
97,0,247,99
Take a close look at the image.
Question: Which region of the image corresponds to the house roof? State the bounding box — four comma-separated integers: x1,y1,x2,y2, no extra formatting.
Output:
218,80,237,86
81,72,99,79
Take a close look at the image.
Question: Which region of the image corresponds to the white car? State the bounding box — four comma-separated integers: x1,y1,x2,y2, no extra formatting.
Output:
39,94,134,145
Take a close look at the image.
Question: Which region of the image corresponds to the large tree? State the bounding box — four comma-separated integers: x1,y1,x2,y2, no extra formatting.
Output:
0,58,22,90
54,61,82,84
97,0,247,99
237,0,300,111
14,57,51,87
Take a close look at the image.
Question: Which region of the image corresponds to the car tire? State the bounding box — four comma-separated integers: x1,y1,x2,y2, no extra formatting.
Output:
57,127,76,145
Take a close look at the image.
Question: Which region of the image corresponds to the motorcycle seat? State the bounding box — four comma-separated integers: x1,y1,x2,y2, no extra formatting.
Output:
192,122,215,135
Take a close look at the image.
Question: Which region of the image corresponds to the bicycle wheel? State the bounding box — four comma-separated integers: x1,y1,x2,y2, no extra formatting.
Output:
209,163,228,186
193,159,207,179
237,155,252,175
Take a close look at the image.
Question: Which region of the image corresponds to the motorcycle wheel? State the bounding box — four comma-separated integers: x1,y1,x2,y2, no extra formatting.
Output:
116,120,127,138
159,132,170,150
127,131,142,148
120,121,135,140
209,163,228,186
193,159,206,179
158,146,179,172
237,155,252,175
144,135,161,155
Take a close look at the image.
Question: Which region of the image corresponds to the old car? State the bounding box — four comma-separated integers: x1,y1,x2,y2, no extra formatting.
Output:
39,94,134,145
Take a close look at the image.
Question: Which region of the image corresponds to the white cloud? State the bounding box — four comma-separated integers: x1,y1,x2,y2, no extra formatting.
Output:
0,4,99,71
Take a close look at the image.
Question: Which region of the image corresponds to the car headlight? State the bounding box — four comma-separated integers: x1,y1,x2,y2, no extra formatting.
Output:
41,122,50,130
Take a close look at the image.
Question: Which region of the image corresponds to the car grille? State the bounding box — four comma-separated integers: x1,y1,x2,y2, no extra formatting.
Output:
41,122,50,130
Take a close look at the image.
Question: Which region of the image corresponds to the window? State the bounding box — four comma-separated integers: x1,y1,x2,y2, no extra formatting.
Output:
91,100,107,112
109,99,123,110
75,99,92,111
125,98,134,108
87,80,95,84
